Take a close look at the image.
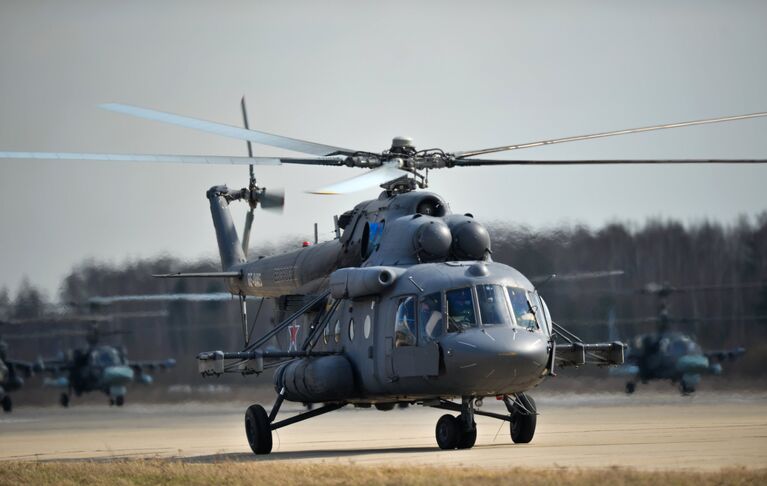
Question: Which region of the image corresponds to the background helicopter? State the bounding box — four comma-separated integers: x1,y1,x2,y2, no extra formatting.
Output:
553,280,762,394
1,101,766,454
33,324,176,407
608,281,758,394
2,308,177,408
0,337,35,413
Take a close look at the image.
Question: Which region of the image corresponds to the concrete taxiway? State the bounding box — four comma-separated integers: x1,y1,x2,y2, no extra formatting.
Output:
1,392,765,469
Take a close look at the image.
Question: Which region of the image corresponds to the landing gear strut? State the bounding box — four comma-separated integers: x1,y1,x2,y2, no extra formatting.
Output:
243,387,347,455
431,393,538,448
59,393,70,408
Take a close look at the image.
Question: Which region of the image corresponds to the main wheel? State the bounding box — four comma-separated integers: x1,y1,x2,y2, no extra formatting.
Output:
679,381,696,395
456,424,477,449
510,395,537,444
1,395,12,413
245,404,273,455
625,382,636,394
115,395,125,407
60,393,70,408
435,414,461,450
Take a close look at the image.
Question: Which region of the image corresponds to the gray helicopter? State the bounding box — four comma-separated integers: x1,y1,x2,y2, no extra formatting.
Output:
1,101,766,453
0,338,34,412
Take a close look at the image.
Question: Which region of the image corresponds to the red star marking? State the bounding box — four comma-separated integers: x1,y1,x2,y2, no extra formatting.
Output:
288,323,301,352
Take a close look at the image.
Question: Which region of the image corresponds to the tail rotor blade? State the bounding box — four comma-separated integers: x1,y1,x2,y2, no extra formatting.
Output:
242,208,255,256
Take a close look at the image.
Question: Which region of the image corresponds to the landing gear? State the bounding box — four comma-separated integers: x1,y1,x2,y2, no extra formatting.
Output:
434,397,477,450
2,395,12,413
115,395,125,407
436,414,460,449
679,381,696,395
59,393,70,408
505,393,537,444
245,404,273,455
625,382,636,394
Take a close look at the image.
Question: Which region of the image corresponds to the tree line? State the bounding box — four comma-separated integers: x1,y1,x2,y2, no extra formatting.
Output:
1,215,766,381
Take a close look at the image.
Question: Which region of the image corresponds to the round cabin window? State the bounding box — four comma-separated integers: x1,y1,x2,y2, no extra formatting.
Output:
334,320,341,343
323,322,330,344
349,318,355,341
364,315,372,339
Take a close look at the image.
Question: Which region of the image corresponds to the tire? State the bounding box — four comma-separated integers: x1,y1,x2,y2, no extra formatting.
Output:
2,395,12,413
456,424,477,449
115,395,125,407
60,393,70,408
510,395,537,444
625,382,636,394
435,414,461,450
679,382,695,395
245,404,273,455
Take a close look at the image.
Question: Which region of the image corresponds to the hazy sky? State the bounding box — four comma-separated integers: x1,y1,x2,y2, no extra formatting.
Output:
1,0,766,297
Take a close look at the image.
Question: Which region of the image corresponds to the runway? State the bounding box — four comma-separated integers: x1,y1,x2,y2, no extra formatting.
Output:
1,392,766,470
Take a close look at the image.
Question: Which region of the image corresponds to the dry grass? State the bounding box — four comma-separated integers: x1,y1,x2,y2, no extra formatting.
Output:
0,461,765,486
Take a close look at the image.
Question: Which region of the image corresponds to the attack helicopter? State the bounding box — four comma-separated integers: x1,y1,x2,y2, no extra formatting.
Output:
0,337,34,412
31,324,176,407
606,281,757,394
1,101,766,453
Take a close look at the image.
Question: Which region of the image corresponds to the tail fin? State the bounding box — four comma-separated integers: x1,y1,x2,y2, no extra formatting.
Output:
207,186,247,270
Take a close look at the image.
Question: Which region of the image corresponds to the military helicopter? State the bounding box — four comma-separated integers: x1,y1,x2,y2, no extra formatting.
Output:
29,323,176,407
605,281,758,394
1,102,765,453
0,338,35,412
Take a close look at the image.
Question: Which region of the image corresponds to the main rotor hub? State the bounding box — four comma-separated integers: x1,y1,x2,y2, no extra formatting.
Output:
390,136,415,154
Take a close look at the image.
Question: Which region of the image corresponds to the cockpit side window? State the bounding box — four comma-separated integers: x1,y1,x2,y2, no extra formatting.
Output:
446,287,477,332
91,347,121,367
394,296,417,347
507,287,539,330
530,292,551,336
419,292,444,343
477,284,513,327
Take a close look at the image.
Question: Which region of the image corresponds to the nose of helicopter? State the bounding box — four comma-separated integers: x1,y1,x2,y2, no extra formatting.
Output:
103,365,135,385
440,327,549,392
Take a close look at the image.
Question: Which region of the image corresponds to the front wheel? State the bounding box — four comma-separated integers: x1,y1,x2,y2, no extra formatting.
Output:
245,404,273,455
115,395,125,407
60,393,70,408
510,395,537,444
435,414,460,450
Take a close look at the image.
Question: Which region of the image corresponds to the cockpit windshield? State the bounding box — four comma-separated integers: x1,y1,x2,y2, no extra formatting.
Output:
476,284,513,327
446,287,477,332
90,347,122,367
507,287,539,330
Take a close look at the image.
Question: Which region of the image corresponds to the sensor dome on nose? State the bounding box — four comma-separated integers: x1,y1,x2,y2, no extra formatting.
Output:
414,220,452,261
444,215,491,261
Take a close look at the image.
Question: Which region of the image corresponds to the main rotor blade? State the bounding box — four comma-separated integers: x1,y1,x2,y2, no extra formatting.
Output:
529,269,624,284
453,158,767,166
453,112,767,158
0,151,346,166
309,164,410,195
101,103,358,157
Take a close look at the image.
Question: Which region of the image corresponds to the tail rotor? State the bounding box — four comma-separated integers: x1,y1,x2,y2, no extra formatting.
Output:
239,96,285,257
